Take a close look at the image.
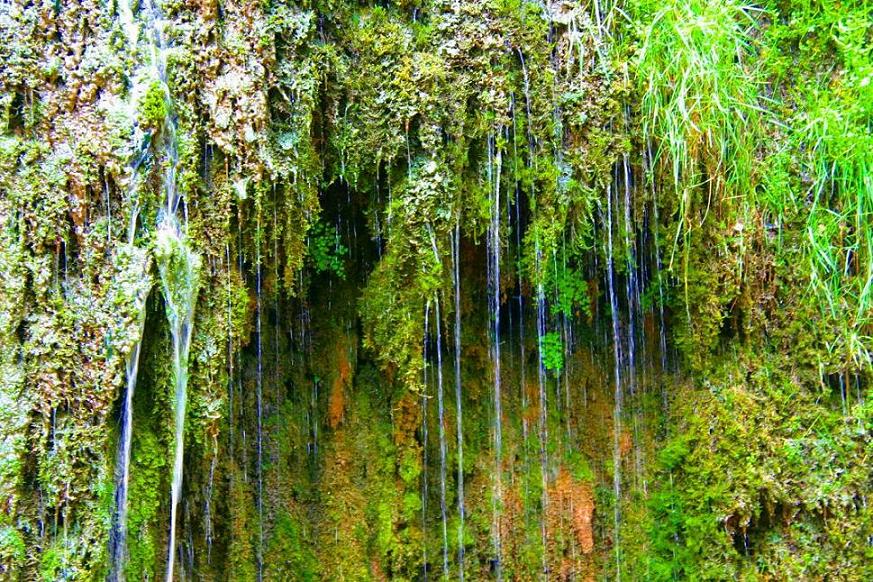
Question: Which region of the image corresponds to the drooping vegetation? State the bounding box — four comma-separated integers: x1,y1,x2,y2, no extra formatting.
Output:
0,0,869,580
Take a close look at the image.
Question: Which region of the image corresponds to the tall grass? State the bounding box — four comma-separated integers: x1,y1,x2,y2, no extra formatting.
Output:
802,62,872,365
776,1,873,366
632,0,764,324
635,0,763,203
634,0,872,365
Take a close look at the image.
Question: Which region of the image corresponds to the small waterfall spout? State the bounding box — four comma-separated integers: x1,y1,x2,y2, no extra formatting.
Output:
156,218,201,582
125,1,204,578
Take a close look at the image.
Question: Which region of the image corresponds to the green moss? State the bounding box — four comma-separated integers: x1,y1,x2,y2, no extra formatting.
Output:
0,525,24,571
227,465,258,580
265,512,317,580
1,0,870,578
138,80,168,131
126,428,167,580
658,435,690,471
642,358,870,578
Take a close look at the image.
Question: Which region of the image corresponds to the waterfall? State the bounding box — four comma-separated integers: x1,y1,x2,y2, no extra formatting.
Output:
117,0,140,56
606,181,624,581
255,237,265,582
108,0,152,566
128,0,203,579
514,183,529,454
486,135,504,578
226,243,236,463
521,49,548,574
204,438,217,564
451,224,466,581
110,0,183,578
434,297,449,579
645,141,669,373
621,151,645,490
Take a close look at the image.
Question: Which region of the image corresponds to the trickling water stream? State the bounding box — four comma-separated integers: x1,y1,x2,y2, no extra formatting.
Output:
451,225,466,581
109,247,150,582
486,135,504,579
534,239,550,577
606,181,624,581
156,222,201,582
255,225,265,582
428,228,449,579
5,0,869,579
621,150,645,492
109,0,196,578
422,301,430,581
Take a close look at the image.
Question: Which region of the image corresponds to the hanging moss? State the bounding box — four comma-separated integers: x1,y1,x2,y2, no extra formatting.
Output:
0,0,869,579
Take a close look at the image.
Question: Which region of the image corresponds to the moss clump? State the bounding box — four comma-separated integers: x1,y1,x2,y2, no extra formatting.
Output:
125,427,167,580
138,80,168,131
264,512,317,580
0,525,25,572
541,331,565,374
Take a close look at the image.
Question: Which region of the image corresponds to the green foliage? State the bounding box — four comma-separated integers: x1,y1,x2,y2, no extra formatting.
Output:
38,542,63,581
658,434,691,470
227,468,258,580
138,80,168,130
775,1,873,366
643,360,871,578
126,428,167,580
540,331,564,373
634,0,761,197
547,260,591,319
398,447,421,486
306,219,347,279
0,525,24,569
265,512,317,580
566,449,595,483
2,0,871,578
